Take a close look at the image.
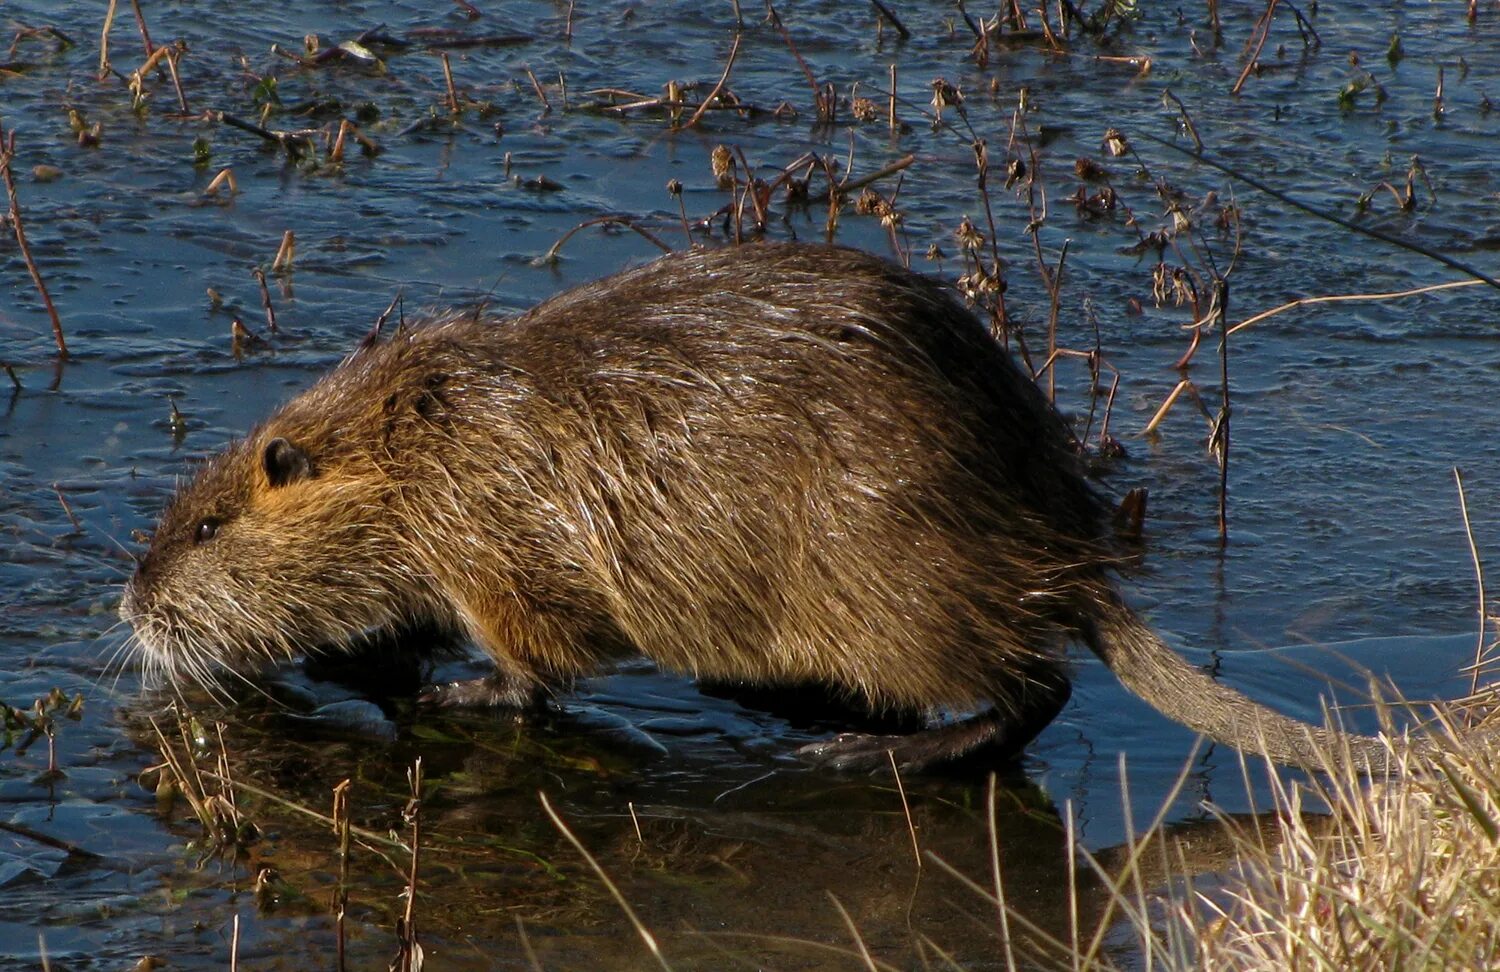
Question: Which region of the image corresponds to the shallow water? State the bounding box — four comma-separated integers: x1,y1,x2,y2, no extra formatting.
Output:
3,0,1500,967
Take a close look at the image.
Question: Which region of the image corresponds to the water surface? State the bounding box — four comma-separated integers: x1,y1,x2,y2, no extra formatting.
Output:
2,1,1499,967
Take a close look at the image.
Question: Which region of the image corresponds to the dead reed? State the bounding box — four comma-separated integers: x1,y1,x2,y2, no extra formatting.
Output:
0,124,67,358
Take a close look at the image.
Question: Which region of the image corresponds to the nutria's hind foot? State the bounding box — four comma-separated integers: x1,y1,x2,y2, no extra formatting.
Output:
797,711,1018,772
419,673,540,709
799,673,1072,773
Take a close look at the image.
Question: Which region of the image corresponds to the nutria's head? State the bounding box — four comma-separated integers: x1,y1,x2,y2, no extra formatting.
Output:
120,417,429,691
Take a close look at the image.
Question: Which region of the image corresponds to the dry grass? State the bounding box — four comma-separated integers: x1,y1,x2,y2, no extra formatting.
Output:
984,697,1500,971
1181,714,1500,970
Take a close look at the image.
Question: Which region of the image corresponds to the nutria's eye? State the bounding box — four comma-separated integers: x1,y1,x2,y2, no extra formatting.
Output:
194,518,220,545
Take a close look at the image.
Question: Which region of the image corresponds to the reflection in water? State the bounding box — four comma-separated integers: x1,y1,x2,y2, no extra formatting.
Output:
119,658,1228,970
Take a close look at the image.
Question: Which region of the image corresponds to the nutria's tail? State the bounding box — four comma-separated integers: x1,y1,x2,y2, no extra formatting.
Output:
1081,597,1394,773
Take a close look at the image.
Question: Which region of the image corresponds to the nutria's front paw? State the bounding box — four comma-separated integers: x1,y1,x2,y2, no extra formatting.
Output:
419,674,537,709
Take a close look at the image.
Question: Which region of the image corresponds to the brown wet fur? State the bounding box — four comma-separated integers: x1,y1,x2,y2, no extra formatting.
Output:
121,243,1390,772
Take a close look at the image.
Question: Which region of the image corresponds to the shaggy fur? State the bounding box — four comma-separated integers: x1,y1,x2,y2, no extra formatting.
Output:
121,243,1388,770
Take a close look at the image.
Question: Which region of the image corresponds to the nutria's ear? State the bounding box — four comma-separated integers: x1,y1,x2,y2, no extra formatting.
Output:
263,437,313,488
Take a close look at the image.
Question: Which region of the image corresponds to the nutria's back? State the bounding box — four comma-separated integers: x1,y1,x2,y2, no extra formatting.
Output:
122,243,1391,771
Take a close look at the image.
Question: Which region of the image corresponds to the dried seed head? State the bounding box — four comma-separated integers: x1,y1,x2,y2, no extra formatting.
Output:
955,216,984,253
710,144,735,188
1005,158,1026,190
1075,157,1110,182
930,78,963,112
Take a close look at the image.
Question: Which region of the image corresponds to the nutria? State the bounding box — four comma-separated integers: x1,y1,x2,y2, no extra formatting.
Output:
120,242,1391,771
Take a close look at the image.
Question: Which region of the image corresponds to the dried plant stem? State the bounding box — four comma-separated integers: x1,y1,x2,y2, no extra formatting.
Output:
828,894,880,972
204,168,237,195
128,0,153,57
328,120,350,163
1454,467,1489,703
887,64,897,131
886,751,921,870
540,791,675,971
438,51,460,112
252,268,278,332
1160,88,1203,152
1043,241,1069,402
869,0,911,38
541,215,673,264
1227,278,1483,335
1213,278,1230,540
523,65,552,113
987,776,1018,972
684,32,741,129
1140,131,1500,289
0,130,68,358
52,485,81,532
164,46,189,113
1141,378,1192,436
1231,0,1279,96
766,1,832,121
331,779,352,972
272,230,296,272
183,765,407,872
98,0,118,78
394,758,423,972
808,152,914,203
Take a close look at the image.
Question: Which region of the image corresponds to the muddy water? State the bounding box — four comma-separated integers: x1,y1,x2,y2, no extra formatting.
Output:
3,1,1499,968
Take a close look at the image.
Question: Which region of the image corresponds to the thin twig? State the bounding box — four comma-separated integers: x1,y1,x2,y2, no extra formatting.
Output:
988,776,1018,972
332,779,351,972
828,894,880,972
807,153,915,203
272,230,296,272
53,485,81,532
523,65,552,113
1226,279,1483,335
1231,0,1278,96
0,129,68,358
540,215,673,264
1141,131,1500,289
1213,278,1230,541
684,32,742,129
98,0,118,78
395,758,423,972
1160,89,1202,153
437,51,460,113
887,751,921,870
128,0,154,57
766,1,832,121
869,0,911,39
252,268,277,333
1455,468,1488,707
540,791,674,971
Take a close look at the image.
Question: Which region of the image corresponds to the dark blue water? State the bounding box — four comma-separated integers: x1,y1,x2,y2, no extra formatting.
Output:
2,1,1499,967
